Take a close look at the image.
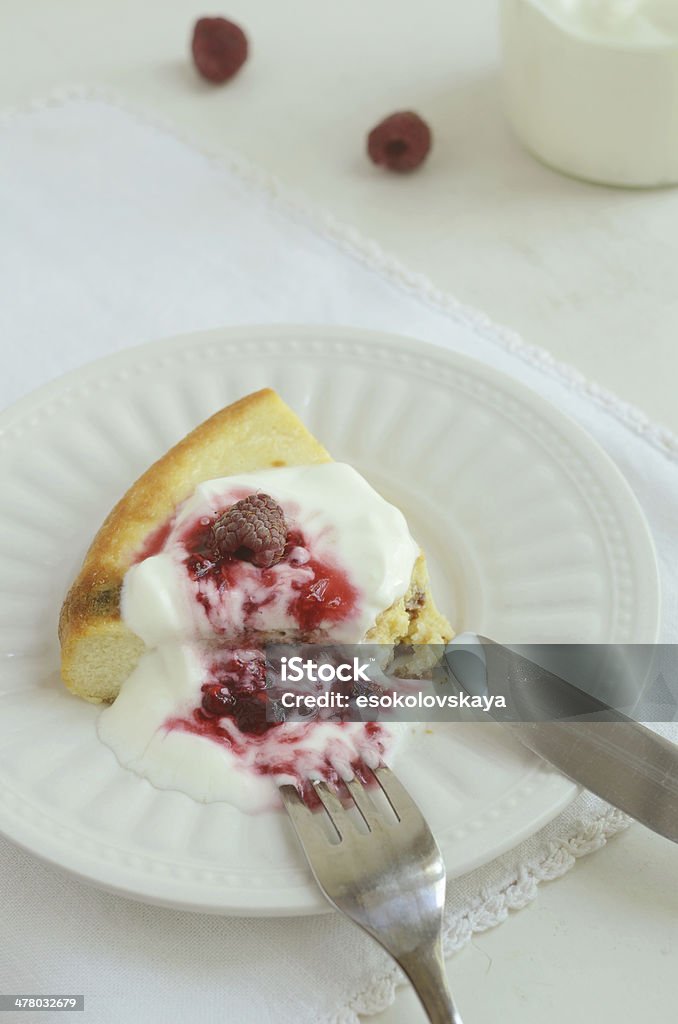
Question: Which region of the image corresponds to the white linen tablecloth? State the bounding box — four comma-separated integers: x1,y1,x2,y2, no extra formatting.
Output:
0,92,676,1024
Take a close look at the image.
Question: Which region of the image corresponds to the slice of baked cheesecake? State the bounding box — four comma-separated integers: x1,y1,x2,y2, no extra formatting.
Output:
59,388,452,704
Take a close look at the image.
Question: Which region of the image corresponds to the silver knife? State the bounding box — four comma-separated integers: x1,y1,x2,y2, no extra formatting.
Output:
442,635,678,844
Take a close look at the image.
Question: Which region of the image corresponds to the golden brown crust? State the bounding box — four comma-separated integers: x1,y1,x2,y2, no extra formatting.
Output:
60,389,331,701
68,388,330,581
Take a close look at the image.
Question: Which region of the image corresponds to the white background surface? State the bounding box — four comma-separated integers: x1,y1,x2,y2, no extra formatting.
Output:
1,2,676,1022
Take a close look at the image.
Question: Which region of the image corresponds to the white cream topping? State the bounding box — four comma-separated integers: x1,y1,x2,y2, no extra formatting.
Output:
100,463,419,810
98,643,406,813
121,463,419,646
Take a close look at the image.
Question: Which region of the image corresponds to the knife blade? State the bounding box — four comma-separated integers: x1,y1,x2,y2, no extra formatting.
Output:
442,635,678,844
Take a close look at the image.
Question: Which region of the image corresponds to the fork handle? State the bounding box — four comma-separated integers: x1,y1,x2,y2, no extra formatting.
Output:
396,941,463,1024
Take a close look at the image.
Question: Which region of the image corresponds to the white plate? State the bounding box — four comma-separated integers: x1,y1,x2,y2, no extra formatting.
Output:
0,325,660,915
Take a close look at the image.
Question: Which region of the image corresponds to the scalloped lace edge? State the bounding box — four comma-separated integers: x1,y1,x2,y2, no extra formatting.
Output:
2,83,676,464
0,85,658,1023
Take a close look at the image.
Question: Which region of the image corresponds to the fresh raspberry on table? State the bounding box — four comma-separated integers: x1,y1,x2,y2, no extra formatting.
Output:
367,111,432,172
191,16,248,83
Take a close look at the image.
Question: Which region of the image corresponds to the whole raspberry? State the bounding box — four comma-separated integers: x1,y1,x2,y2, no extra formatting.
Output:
212,493,287,568
367,111,432,172
191,16,248,84
234,696,270,735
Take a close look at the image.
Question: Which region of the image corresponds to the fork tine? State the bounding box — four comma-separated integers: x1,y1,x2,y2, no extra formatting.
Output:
372,765,429,828
344,777,382,832
313,781,352,838
279,784,339,852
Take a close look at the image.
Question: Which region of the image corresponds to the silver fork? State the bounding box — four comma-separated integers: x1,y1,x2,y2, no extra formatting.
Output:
280,766,464,1024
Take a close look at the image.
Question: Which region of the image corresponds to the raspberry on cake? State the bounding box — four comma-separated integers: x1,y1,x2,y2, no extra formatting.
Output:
212,492,287,567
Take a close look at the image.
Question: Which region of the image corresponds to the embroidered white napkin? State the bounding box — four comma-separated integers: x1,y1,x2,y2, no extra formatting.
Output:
0,94,676,1024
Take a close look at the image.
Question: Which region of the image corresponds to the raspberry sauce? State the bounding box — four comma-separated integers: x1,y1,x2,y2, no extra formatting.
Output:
108,466,417,814
164,647,389,807
133,517,175,562
180,514,360,637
